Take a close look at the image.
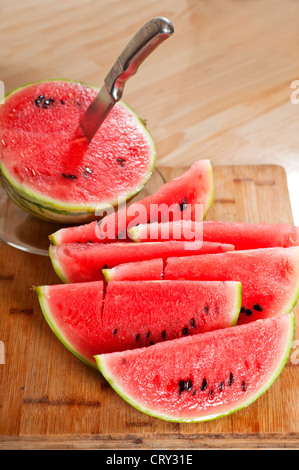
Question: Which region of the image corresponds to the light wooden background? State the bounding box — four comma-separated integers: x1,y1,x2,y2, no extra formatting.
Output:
1,0,299,223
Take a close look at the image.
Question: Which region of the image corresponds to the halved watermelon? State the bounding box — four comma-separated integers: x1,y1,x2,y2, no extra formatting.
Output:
96,313,295,422
103,247,299,324
36,280,241,368
0,80,156,223
129,220,299,249
49,240,234,283
49,160,214,243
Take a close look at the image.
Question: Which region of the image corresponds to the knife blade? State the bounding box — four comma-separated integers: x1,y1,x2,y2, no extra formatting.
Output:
80,17,174,142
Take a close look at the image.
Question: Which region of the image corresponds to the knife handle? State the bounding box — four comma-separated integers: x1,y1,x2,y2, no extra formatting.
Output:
104,17,174,101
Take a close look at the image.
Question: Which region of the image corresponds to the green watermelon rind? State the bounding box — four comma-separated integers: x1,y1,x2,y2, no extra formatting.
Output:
35,285,97,369
95,313,295,423
0,80,156,223
48,245,70,284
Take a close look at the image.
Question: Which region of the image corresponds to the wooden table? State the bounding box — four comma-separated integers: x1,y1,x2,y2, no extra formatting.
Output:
0,0,299,449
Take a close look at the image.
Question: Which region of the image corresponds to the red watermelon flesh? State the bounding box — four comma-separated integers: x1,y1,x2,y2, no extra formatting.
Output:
0,80,156,221
129,220,299,249
36,280,242,368
49,159,214,244
103,247,299,324
165,247,299,323
95,313,295,422
49,240,234,283
103,258,164,282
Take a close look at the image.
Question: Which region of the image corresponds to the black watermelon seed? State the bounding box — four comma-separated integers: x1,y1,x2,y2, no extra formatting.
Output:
146,331,150,338
242,381,246,392
113,329,118,335
44,99,50,105
84,167,93,174
219,381,224,391
60,100,65,105
50,97,55,102
253,303,263,312
68,174,77,180
240,306,246,313
204,305,209,314
245,309,253,316
209,389,214,399
38,95,45,100
43,102,48,109
192,389,197,396
122,358,126,364
228,372,234,386
35,99,41,106
179,197,188,211
161,330,166,339
103,264,108,269
178,380,185,395
182,327,189,335
61,173,67,178
149,341,154,345
117,157,125,167
200,378,208,391
185,379,193,392
190,318,196,328
135,333,140,341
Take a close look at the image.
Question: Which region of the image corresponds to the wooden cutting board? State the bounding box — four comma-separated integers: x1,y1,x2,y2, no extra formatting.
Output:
0,164,298,450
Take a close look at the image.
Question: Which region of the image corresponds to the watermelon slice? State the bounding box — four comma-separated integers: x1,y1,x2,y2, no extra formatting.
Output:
165,247,299,323
49,159,214,244
0,80,156,223
103,258,164,282
103,247,299,324
36,280,242,368
49,240,234,283
129,220,299,249
96,313,295,423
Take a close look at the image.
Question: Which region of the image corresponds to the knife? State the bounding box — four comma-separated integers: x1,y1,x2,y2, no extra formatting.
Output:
80,17,174,142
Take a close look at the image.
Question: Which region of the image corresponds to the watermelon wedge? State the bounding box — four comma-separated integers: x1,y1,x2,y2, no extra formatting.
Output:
49,159,214,244
49,240,234,283
0,80,156,223
129,220,299,249
96,313,295,423
103,247,299,324
36,280,242,368
103,258,164,282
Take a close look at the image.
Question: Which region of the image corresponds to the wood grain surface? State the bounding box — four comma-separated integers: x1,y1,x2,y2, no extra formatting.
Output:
0,164,298,450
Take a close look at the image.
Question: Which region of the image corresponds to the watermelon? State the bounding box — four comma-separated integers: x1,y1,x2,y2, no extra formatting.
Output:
103,258,164,282
129,220,299,249
0,80,156,223
103,247,299,324
95,313,295,423
49,240,234,283
36,280,242,368
49,159,214,244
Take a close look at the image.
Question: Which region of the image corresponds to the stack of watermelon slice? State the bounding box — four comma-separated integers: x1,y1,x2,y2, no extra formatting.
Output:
36,159,299,423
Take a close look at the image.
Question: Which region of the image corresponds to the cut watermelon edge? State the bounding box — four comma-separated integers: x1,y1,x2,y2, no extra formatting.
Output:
95,312,295,423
